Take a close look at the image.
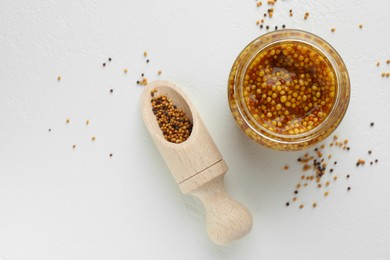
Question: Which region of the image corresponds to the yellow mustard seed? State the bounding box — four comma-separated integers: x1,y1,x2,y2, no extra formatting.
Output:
124,68,128,73
331,28,336,32
359,24,363,29
92,136,96,141
66,118,70,124
299,204,304,209
140,77,148,85
57,75,61,81
312,202,317,208
324,191,329,197
143,51,148,57
242,42,338,135
86,120,90,125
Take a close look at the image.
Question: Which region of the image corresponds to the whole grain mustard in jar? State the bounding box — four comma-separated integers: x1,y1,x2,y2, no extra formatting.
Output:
228,30,350,151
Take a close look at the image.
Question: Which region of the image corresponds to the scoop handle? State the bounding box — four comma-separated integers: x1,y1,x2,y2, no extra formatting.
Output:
191,174,253,245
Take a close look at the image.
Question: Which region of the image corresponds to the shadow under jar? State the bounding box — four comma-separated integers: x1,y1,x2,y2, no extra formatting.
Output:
228,30,350,151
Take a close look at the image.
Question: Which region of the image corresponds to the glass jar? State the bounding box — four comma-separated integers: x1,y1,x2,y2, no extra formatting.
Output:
228,30,350,151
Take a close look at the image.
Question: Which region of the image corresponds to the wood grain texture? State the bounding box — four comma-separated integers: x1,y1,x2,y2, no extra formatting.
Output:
140,80,223,184
140,80,253,244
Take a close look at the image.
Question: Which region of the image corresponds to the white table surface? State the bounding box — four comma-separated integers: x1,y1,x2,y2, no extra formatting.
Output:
1,0,390,259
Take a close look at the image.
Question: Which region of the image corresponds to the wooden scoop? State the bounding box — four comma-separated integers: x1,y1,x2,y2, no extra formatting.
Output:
140,80,253,245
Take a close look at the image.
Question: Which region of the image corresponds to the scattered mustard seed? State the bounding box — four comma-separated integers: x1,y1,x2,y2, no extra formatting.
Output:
331,28,336,32
141,77,148,85
66,118,70,124
324,191,329,197
124,68,128,73
86,120,90,125
72,144,76,149
377,62,380,67
284,165,289,170
57,75,61,81
144,51,148,57
359,24,363,29
356,158,366,166
312,203,317,208
92,136,96,141
299,204,304,209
